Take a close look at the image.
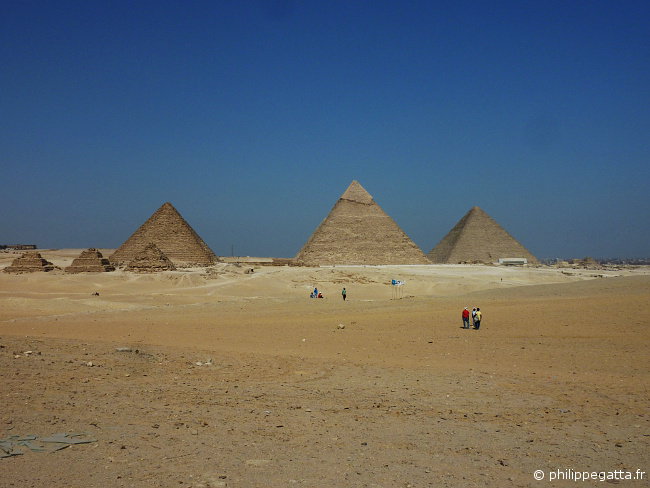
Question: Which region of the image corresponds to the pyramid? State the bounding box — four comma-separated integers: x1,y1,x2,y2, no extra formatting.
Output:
124,243,177,272
65,249,115,273
110,202,218,267
295,181,431,265
428,206,538,264
4,251,55,273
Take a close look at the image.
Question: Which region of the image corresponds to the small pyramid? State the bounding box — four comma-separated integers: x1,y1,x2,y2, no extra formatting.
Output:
65,249,115,273
428,206,538,264
124,243,177,272
295,181,431,265
4,251,55,273
110,202,218,267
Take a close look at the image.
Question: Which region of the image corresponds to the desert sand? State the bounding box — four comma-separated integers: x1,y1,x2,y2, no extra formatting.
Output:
1,250,649,487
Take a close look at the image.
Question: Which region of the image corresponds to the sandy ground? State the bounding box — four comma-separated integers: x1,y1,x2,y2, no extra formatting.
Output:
0,250,649,487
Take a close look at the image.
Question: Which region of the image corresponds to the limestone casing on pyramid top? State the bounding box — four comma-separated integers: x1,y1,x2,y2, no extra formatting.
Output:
109,202,219,267
340,180,374,204
428,206,538,264
295,180,431,265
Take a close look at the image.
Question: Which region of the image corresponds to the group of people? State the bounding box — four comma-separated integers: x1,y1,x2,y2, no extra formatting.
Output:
309,287,347,301
462,307,482,330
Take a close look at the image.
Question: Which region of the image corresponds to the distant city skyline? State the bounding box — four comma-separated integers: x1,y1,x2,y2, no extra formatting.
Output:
2,1,649,258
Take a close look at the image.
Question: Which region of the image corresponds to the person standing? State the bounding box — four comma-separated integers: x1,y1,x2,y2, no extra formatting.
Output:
342,287,347,301
471,308,477,328
462,307,470,329
474,308,482,330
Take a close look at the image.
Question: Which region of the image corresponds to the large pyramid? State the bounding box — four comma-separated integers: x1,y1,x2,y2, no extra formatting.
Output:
110,202,218,267
295,181,431,265
428,206,538,264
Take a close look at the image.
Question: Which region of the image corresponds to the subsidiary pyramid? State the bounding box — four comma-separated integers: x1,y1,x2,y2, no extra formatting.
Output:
3,251,55,273
65,249,115,273
428,206,538,264
295,181,430,265
110,202,218,267
125,243,176,272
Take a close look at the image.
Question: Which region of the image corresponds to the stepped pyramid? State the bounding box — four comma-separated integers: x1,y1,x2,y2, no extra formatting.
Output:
428,206,538,264
110,202,218,267
295,181,431,265
4,252,55,273
65,249,115,273
125,243,177,272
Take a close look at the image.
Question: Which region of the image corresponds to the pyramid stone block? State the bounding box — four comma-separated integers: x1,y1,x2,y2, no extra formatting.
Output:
65,249,115,273
4,252,55,273
110,202,218,267
124,243,176,272
296,181,431,265
428,206,538,264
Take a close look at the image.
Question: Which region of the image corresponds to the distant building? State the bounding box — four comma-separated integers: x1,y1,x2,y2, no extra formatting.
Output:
498,258,528,266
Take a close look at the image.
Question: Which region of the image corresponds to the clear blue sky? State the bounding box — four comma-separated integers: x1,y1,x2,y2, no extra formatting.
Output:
1,1,648,258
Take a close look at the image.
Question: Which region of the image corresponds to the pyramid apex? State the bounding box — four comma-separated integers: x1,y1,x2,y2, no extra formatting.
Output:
465,206,489,219
157,202,183,216
340,180,374,204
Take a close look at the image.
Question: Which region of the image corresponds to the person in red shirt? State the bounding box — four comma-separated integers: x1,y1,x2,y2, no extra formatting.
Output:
462,307,470,329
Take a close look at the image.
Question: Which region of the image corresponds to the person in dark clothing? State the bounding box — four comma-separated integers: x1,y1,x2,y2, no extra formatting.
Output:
474,308,482,330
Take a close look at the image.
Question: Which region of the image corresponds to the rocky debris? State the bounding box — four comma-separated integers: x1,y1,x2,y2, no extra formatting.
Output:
3,252,55,273
567,257,603,269
124,243,176,273
65,248,115,273
194,359,213,366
